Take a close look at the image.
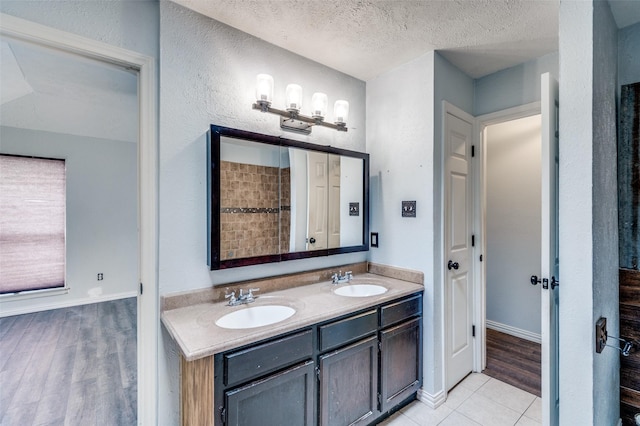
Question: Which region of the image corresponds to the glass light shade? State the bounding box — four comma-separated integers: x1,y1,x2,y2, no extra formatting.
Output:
311,92,328,120
285,84,303,112
256,74,274,104
333,100,349,125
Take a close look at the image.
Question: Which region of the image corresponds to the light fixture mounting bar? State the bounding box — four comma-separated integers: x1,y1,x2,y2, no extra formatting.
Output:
252,103,348,133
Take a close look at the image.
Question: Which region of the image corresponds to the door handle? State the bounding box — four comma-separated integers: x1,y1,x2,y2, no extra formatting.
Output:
531,275,549,289
551,276,559,289
447,260,459,270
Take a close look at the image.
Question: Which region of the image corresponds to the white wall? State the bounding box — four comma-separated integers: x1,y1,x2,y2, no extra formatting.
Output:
474,52,559,116
159,3,367,423
559,1,619,424
485,115,541,336
0,126,138,315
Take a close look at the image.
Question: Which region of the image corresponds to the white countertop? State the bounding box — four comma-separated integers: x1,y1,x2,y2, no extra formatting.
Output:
161,273,424,361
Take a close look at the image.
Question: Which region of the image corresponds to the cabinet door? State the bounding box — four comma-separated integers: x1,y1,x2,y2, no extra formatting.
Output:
225,361,315,426
319,336,378,426
380,317,422,412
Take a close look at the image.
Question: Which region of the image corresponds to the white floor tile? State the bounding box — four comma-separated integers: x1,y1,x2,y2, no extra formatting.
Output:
400,400,452,426
457,373,491,392
378,411,419,426
515,415,541,426
523,397,542,422
437,411,481,426
444,384,474,410
478,378,537,414
456,393,522,426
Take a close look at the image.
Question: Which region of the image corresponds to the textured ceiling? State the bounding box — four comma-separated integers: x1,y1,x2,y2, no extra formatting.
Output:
173,0,561,80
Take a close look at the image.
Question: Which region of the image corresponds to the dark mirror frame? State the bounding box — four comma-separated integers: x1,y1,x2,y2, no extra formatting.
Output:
207,125,369,270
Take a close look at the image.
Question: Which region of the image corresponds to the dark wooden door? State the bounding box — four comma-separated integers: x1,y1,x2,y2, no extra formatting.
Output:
224,361,315,426
319,336,378,426
380,317,422,413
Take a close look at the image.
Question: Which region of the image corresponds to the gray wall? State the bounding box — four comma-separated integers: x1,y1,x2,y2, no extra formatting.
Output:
559,1,619,424
0,127,138,315
158,3,367,422
367,51,437,394
485,115,542,336
0,0,158,59
592,1,620,423
618,22,640,88
474,52,559,116
366,51,475,399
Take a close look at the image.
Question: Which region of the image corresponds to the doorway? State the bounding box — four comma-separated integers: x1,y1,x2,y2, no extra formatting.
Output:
0,13,158,424
482,113,543,397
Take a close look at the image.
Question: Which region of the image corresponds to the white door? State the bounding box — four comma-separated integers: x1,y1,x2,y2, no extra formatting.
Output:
444,110,475,390
539,72,560,426
307,152,328,250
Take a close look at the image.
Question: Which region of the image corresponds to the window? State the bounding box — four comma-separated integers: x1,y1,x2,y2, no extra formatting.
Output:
0,154,66,294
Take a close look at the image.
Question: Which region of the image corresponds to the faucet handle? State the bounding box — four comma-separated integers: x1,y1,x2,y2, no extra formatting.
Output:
345,271,353,281
224,289,236,305
247,288,260,297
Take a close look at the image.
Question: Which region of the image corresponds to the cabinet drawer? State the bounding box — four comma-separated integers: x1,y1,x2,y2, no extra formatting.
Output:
380,294,422,328
319,309,377,352
224,329,313,387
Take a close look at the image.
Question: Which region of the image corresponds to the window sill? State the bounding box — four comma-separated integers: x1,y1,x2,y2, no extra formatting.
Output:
0,286,70,301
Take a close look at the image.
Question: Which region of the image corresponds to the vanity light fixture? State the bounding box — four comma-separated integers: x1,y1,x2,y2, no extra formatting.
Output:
252,74,348,134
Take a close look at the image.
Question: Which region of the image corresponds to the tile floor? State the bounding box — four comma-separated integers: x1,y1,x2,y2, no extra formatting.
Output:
380,373,541,426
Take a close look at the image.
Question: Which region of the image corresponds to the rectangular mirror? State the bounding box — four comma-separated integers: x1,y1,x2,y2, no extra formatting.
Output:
208,125,369,269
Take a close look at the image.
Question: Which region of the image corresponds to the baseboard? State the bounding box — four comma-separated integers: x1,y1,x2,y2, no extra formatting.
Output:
486,320,541,344
417,388,446,409
0,291,137,317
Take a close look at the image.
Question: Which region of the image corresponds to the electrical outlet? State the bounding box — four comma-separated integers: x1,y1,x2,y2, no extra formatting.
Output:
596,317,607,353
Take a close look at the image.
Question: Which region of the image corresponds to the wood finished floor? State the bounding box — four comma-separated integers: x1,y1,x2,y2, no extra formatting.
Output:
483,328,542,397
0,298,137,426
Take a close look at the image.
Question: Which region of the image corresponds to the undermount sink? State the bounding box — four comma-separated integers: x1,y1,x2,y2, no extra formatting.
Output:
333,284,388,298
215,305,296,329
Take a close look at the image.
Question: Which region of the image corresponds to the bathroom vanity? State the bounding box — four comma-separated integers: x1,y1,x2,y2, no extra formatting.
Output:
162,265,424,426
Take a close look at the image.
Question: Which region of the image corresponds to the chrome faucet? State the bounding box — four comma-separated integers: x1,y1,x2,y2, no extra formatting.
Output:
331,270,353,284
225,287,260,306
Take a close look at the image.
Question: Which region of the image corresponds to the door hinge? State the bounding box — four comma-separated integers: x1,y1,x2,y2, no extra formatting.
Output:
315,366,321,381
471,235,475,247
377,392,382,407
472,325,476,337
220,407,227,424
479,254,483,262
471,145,475,157
139,282,143,295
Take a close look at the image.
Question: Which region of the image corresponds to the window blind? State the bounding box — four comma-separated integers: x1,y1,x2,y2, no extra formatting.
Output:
0,155,66,294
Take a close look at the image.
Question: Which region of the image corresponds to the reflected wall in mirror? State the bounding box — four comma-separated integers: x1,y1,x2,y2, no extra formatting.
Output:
208,125,369,270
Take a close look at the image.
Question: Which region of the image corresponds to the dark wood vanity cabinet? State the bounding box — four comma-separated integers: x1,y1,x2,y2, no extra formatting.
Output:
379,295,423,413
212,292,423,426
225,361,316,426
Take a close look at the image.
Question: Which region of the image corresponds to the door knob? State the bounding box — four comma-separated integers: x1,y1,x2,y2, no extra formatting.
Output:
447,260,459,270
309,237,316,244
551,276,559,289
